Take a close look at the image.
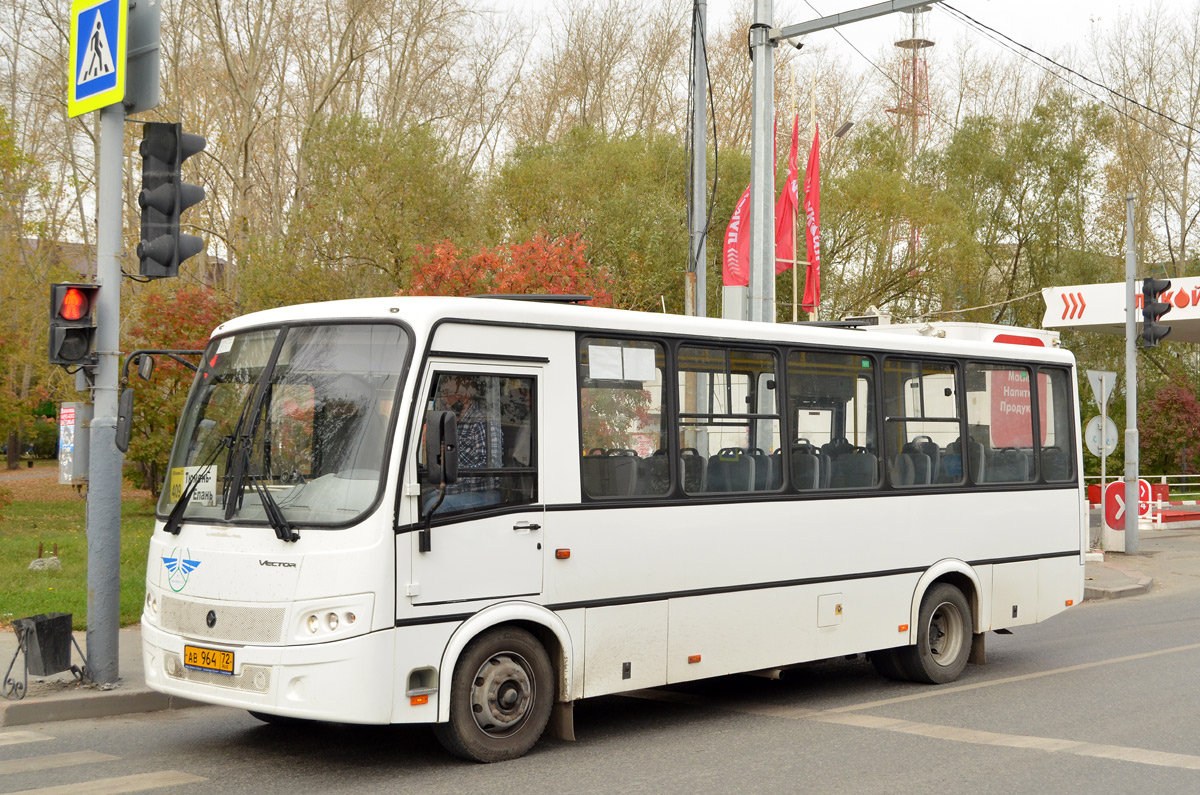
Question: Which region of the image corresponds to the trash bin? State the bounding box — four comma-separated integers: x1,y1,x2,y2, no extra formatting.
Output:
14,613,73,677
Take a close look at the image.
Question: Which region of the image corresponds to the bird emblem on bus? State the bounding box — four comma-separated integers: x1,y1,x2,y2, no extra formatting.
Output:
163,548,201,592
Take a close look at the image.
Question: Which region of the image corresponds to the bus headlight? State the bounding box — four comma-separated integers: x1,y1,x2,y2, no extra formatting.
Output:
145,590,159,616
290,594,374,643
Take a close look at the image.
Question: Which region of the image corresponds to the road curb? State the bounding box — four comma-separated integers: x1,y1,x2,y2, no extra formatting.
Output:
0,688,203,728
1084,575,1154,601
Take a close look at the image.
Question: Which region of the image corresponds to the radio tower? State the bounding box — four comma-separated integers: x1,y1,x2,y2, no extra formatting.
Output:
885,5,934,273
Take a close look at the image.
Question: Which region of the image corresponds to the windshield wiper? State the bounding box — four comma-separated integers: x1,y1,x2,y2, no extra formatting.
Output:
163,435,233,535
224,337,286,521
246,468,300,542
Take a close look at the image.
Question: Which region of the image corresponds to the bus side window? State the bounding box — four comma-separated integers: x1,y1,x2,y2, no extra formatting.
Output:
966,362,1037,484
421,372,537,516
677,346,780,495
883,359,962,488
577,339,667,499
787,350,879,491
1038,368,1076,482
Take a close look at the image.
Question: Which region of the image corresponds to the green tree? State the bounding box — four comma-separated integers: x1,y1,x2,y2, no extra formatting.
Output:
491,127,690,312
241,115,477,312
123,286,233,496
1139,384,1200,475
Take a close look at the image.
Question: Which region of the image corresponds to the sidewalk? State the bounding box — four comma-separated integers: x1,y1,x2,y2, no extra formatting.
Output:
4,521,1200,728
0,625,199,727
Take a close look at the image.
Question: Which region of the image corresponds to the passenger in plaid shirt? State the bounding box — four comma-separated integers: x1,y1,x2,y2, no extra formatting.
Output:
432,375,502,513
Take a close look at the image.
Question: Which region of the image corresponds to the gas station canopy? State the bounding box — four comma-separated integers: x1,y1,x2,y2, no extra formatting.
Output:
1042,277,1200,343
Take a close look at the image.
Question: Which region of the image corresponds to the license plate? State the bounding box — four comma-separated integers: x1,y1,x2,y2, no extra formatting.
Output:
183,644,234,675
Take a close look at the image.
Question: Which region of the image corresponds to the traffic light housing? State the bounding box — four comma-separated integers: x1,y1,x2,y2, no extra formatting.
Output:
138,122,206,278
49,283,100,366
1141,277,1172,347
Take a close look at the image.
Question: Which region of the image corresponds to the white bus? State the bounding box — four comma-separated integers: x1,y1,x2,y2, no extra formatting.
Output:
142,296,1085,762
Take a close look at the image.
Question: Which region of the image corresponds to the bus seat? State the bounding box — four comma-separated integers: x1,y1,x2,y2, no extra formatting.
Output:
681,447,707,493
580,449,639,497
1041,446,1069,481
768,449,784,489
790,448,819,490
707,448,756,492
899,442,932,485
891,453,914,486
750,448,772,491
988,448,1029,483
605,449,639,495
638,451,670,495
909,435,940,477
831,450,877,488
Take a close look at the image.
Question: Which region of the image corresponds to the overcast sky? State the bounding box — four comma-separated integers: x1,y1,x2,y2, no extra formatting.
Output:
496,0,1144,70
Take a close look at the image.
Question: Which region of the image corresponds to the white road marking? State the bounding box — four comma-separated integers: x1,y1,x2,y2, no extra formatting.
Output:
621,641,1200,772
0,730,53,747
0,751,118,775
5,770,206,794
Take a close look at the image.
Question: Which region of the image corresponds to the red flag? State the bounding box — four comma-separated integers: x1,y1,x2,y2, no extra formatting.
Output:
801,124,821,312
722,185,751,287
774,113,800,272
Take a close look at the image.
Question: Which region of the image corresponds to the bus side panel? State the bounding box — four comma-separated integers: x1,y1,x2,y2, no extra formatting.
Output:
991,560,1039,629
664,575,921,685
1038,556,1085,621
390,623,457,724
583,602,667,698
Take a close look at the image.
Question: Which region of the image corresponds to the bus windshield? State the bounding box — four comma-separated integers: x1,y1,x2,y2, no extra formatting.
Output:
158,322,409,527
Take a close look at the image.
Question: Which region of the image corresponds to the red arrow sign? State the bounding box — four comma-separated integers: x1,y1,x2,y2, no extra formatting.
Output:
1061,291,1087,320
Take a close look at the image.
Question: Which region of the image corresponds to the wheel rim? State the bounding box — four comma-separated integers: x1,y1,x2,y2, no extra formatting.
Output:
469,651,536,737
926,600,965,667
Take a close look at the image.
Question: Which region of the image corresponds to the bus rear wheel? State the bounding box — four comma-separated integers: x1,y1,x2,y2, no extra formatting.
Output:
898,583,972,684
434,627,554,763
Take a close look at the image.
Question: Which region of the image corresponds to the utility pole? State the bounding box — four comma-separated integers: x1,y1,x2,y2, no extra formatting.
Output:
687,0,708,319
1124,193,1140,554
747,0,775,323
85,101,125,685
749,0,945,323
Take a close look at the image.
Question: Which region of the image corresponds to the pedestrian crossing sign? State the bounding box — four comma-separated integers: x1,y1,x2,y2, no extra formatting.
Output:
68,0,126,117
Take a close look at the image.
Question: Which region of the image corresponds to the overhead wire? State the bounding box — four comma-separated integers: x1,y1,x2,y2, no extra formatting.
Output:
941,3,1200,142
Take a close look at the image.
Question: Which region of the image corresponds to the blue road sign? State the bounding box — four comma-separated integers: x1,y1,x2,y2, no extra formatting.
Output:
68,0,126,117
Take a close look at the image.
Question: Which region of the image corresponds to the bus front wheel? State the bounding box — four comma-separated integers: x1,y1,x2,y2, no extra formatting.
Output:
898,583,972,684
434,626,554,763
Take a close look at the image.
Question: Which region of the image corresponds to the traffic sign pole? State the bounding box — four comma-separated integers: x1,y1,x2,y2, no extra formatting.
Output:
85,101,124,685
1124,194,1139,555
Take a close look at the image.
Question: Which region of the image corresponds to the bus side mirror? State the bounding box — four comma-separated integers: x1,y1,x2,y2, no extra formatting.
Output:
137,354,156,381
115,388,134,453
426,410,459,485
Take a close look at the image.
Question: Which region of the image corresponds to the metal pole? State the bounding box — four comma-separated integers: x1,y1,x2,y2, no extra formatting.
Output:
688,0,708,318
86,102,125,683
1124,193,1139,554
748,0,775,323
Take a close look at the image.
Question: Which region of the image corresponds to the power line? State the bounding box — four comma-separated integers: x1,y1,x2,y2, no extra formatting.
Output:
941,3,1200,142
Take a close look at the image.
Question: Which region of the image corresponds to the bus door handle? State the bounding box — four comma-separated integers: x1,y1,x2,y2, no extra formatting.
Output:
512,521,541,533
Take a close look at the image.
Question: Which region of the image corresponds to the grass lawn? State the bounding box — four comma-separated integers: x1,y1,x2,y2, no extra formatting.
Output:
0,461,156,631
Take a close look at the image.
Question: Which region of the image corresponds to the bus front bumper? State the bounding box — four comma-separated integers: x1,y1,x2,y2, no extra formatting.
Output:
141,620,396,724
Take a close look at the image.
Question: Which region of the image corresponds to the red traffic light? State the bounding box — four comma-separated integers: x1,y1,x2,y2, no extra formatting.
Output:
59,286,89,320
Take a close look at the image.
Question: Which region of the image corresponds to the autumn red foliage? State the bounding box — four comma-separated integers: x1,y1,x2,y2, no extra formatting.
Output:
402,233,614,307
1140,384,1200,474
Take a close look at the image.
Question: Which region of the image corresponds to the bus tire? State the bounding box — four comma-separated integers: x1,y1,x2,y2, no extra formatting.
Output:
898,583,973,684
870,648,910,681
434,626,554,763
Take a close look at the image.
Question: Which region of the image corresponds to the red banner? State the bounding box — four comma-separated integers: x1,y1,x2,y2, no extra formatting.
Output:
774,113,800,273
801,125,821,312
723,184,751,287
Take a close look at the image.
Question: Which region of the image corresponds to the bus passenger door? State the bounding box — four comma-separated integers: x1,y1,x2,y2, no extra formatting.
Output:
407,364,543,606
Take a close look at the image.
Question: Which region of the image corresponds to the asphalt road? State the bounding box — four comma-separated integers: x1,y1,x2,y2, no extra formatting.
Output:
3,589,1200,794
